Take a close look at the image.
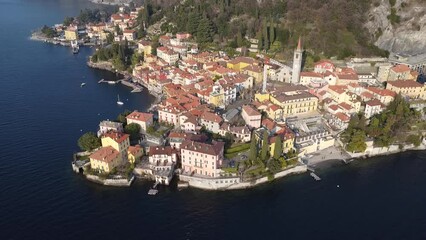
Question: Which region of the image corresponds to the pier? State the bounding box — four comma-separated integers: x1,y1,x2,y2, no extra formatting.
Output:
148,182,159,195
310,172,321,181
120,77,143,93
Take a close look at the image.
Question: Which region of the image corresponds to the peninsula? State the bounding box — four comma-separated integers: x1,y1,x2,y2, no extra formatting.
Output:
34,1,426,190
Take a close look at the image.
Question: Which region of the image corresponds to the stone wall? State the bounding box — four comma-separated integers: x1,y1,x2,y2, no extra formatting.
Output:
179,165,308,190
85,174,134,187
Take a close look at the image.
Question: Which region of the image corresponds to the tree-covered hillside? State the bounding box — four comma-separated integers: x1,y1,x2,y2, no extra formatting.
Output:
142,0,388,59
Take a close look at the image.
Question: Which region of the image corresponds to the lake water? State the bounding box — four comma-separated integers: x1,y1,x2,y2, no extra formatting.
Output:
1,0,426,239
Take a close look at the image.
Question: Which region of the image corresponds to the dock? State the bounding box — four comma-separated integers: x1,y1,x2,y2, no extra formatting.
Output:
120,78,143,93
98,79,119,84
310,172,321,181
148,182,159,195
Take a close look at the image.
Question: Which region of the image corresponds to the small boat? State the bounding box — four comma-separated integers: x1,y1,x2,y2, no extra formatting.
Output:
71,40,79,54
80,83,86,87
117,95,124,105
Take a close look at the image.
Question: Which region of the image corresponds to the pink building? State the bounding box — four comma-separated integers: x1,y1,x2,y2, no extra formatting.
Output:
126,111,154,133
181,140,224,177
241,105,262,129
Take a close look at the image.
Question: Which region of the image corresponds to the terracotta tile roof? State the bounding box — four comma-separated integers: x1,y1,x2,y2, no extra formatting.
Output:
90,146,119,163
335,112,350,122
328,85,347,94
329,104,339,111
128,145,142,155
391,64,411,73
360,91,375,99
126,111,153,122
123,29,135,34
168,132,194,139
262,118,276,131
367,87,396,97
149,146,175,156
243,65,262,73
387,80,424,89
366,99,384,107
102,131,129,143
200,111,223,124
301,72,323,78
228,56,258,65
338,102,353,111
242,105,261,117
181,140,224,156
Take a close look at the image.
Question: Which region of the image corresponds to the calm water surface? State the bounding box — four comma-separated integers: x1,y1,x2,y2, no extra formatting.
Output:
1,0,426,239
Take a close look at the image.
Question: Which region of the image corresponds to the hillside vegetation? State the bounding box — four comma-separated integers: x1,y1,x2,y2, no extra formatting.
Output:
142,0,388,59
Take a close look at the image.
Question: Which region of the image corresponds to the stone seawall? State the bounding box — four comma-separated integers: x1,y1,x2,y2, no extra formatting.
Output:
86,174,134,187
347,141,426,159
179,165,308,190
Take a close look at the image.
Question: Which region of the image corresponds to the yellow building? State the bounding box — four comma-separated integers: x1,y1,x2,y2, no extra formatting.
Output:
242,65,263,85
64,27,78,41
89,146,121,173
254,93,270,103
388,64,414,81
386,80,426,100
266,104,283,121
101,131,130,163
255,128,295,157
128,145,143,164
99,31,109,42
138,40,153,57
227,57,258,71
270,94,318,116
209,91,224,108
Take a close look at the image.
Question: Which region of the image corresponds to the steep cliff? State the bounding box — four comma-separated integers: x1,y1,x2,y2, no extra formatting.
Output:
366,0,426,55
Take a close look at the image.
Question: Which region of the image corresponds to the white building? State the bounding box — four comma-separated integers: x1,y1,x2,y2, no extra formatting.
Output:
148,146,177,185
241,105,262,129
157,46,179,65
200,111,223,133
364,99,385,119
97,120,124,137
126,111,154,133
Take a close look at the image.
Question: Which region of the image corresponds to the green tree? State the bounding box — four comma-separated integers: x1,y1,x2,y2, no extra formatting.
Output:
346,130,367,153
267,158,282,174
186,12,201,35
262,21,269,51
273,135,282,159
125,123,141,141
406,134,422,147
196,15,213,44
63,17,74,26
261,131,269,162
269,22,275,44
236,29,244,47
131,52,143,67
117,110,132,124
248,134,258,164
78,132,101,152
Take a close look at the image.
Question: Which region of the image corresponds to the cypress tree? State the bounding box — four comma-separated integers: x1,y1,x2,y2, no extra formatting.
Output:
249,134,258,164
261,131,269,162
273,135,282,159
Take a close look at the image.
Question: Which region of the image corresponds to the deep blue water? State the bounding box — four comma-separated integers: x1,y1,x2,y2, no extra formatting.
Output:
2,0,426,239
